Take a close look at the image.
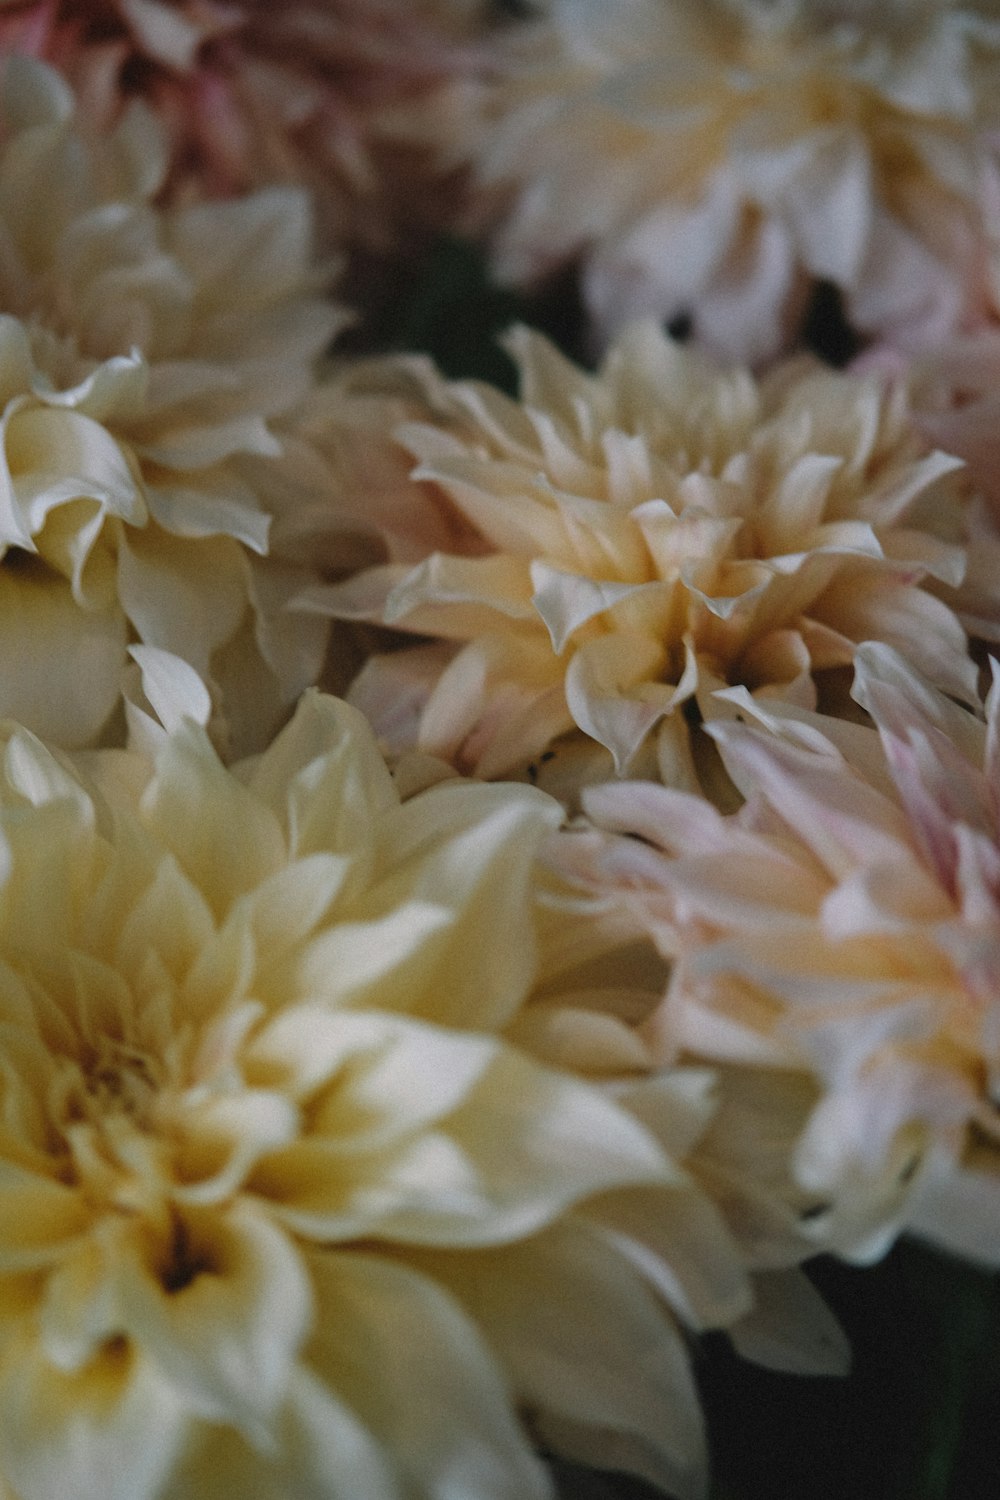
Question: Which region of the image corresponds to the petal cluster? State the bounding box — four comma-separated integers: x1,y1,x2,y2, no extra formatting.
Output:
0,58,344,751
0,687,733,1500
0,0,486,252
453,0,1000,361
556,643,1000,1264
304,324,983,789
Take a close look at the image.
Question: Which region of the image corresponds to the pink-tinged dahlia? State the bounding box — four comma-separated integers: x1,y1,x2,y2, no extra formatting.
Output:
557,641,1000,1265
451,0,1000,363
0,57,352,755
0,0,486,250
0,683,755,1500
299,323,985,791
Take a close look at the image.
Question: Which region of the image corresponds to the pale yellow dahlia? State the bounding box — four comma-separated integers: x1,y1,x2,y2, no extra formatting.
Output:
452,0,1000,362
559,642,1000,1265
0,0,487,253
301,323,983,790
0,685,728,1500
0,57,345,753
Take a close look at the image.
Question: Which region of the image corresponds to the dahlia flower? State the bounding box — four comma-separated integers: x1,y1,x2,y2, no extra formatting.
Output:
454,0,1000,362
0,0,485,251
0,57,345,753
0,680,749,1500
560,642,1000,1265
301,323,982,790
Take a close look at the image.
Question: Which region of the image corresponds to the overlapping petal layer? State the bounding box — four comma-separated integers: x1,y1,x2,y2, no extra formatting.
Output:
448,0,1000,361
302,324,986,794
0,58,346,752
0,684,762,1499
551,643,1000,1265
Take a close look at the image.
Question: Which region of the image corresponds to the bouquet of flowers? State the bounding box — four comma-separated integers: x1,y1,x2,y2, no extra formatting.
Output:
0,3,999,1497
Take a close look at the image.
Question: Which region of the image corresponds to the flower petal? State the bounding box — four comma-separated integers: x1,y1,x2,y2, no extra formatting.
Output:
305,1248,552,1500
117,1203,311,1437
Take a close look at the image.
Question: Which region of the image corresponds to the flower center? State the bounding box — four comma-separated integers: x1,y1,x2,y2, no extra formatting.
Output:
60,1038,164,1138
45,1033,174,1213
85,1044,160,1124
0,547,49,580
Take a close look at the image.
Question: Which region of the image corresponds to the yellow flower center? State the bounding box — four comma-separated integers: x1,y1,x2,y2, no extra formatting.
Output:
46,1030,178,1218
76,1040,162,1130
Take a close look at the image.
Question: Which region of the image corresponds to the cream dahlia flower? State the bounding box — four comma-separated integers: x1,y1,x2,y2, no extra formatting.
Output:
561,642,1000,1265
301,324,983,790
0,684,730,1500
453,0,1000,362
0,57,345,752
0,0,486,252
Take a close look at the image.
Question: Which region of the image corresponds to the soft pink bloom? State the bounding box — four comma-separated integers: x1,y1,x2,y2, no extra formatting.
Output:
850,328,1000,648
550,642,1000,1264
901,327,1000,510
0,0,485,249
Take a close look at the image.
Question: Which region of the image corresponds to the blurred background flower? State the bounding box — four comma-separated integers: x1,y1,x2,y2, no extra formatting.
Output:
445,0,1000,364
0,0,491,255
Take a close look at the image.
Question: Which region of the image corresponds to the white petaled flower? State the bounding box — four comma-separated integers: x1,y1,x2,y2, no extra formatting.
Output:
0,56,345,753
453,0,1000,362
300,323,984,791
560,642,1000,1266
0,685,719,1500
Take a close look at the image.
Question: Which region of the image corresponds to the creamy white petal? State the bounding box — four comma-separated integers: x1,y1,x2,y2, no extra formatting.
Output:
306,1250,552,1500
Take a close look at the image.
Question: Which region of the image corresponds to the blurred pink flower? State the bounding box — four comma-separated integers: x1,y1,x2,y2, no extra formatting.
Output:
848,329,1000,654
905,329,1000,506
0,0,485,249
